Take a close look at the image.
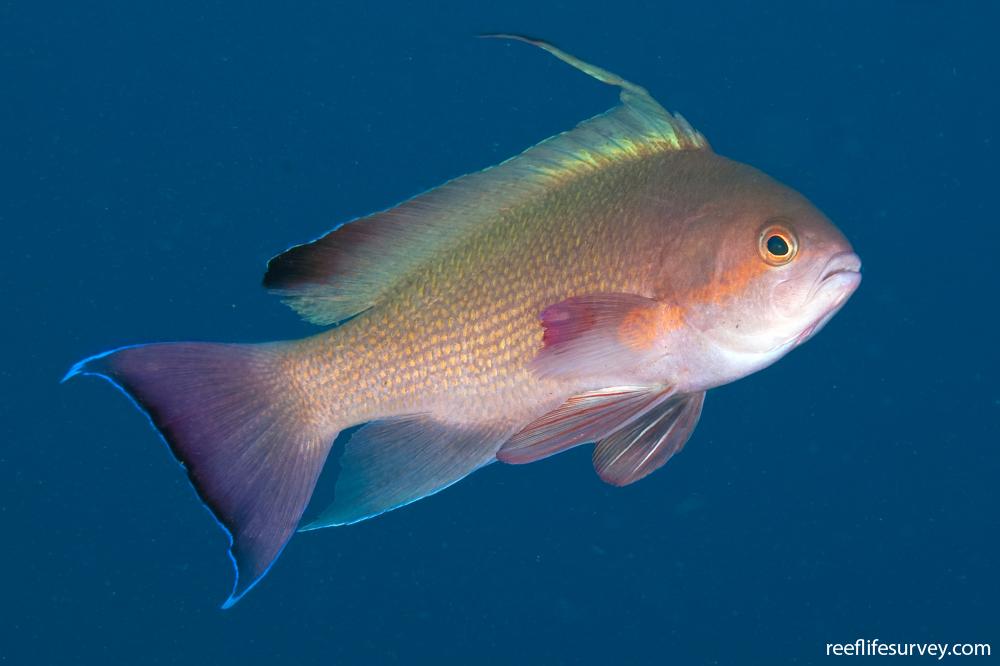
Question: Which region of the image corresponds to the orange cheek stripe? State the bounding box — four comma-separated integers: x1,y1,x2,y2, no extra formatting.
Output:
691,255,769,306
616,256,770,351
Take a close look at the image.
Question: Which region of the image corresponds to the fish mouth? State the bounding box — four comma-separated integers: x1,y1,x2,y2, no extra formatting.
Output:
820,251,863,286
793,251,862,346
809,251,862,303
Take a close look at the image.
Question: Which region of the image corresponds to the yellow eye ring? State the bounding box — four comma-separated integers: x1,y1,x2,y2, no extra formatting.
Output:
758,224,798,266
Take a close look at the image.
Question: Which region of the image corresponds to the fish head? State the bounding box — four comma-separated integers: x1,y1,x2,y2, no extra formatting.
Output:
672,162,861,387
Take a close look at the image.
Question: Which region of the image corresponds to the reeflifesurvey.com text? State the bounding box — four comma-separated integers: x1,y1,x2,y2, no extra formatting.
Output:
826,639,991,659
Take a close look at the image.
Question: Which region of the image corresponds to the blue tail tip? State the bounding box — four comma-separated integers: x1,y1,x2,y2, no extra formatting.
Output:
61,344,148,384
61,358,90,384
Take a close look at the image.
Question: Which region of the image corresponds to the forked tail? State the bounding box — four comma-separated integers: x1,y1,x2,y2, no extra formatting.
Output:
63,342,337,607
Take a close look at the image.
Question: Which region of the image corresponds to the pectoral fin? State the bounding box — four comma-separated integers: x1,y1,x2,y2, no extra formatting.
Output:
593,392,704,486
532,293,677,380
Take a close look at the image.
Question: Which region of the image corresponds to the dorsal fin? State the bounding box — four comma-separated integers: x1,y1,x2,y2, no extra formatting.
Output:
264,36,709,325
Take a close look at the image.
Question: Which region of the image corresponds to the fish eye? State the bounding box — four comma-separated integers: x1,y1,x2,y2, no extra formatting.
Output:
758,223,798,266
767,235,789,256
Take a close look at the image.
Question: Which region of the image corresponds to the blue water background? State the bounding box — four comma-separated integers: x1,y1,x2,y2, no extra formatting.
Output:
3,1,997,663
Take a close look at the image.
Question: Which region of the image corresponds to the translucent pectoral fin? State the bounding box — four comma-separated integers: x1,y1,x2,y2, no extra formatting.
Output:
531,293,674,381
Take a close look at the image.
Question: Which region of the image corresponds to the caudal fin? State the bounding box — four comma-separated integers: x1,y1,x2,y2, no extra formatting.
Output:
63,342,336,607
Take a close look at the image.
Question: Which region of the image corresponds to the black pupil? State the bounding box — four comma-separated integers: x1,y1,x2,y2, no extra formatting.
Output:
767,235,789,256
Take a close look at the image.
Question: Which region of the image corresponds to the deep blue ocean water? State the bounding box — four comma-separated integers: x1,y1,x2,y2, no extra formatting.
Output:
4,1,998,664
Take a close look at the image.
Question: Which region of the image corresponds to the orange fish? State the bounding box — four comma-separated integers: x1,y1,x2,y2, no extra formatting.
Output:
65,36,861,606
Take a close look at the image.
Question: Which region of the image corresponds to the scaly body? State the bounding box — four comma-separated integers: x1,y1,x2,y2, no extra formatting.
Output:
297,147,825,427
66,37,861,606
296,154,670,427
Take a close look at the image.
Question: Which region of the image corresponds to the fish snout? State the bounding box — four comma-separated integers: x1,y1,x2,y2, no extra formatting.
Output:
789,251,861,347
817,251,862,306
821,251,862,282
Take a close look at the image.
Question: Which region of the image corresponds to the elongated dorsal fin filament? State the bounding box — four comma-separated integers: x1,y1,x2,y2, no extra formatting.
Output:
479,34,653,99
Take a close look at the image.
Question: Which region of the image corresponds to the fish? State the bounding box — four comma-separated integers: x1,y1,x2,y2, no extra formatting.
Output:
64,35,862,607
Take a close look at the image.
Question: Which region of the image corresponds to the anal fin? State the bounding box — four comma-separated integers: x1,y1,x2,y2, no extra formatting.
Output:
301,416,512,529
